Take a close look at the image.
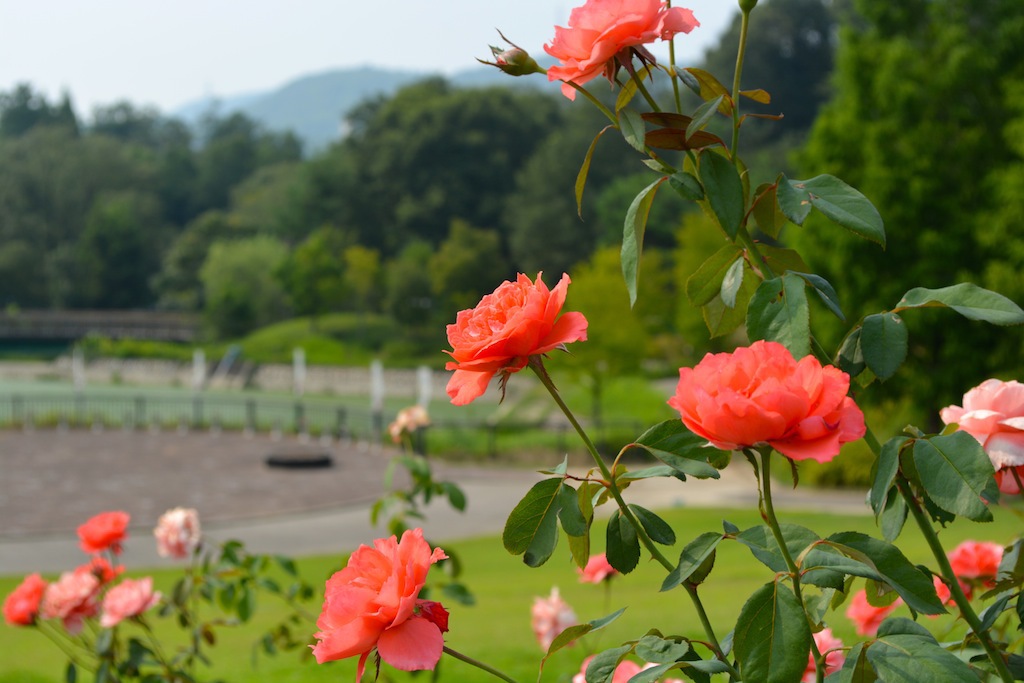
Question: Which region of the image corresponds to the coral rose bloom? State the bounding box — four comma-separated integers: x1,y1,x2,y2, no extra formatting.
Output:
668,341,865,463
940,379,1024,473
78,510,130,555
312,528,449,678
445,273,588,406
154,507,201,559
545,0,700,99
577,553,618,584
802,628,845,682
3,573,47,626
845,589,898,637
948,540,1003,582
41,570,101,634
100,577,162,628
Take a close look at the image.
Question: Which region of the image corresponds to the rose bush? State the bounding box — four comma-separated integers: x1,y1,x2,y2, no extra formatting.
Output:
667,340,866,462
312,528,449,678
444,272,588,405
544,0,699,99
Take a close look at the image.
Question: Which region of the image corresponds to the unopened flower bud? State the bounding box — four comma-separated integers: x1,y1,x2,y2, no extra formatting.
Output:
739,0,759,12
478,32,545,77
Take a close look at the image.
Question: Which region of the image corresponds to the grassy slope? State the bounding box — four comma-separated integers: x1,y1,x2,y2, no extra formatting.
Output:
2,504,1020,682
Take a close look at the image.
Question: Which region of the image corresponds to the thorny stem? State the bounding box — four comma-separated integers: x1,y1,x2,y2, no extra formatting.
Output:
443,645,521,683
757,449,825,682
896,476,1014,683
528,356,738,680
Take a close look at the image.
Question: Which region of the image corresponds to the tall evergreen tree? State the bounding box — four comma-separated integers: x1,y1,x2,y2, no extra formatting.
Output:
791,0,1024,414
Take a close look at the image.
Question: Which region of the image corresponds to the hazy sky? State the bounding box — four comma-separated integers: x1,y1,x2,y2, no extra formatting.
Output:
0,1,738,117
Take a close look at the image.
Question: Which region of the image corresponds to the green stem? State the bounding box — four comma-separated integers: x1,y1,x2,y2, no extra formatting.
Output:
443,645,520,683
896,476,1014,682
758,450,824,681
628,65,662,113
37,620,96,671
528,357,668,570
567,82,617,125
528,356,737,679
730,7,752,164
666,1,683,113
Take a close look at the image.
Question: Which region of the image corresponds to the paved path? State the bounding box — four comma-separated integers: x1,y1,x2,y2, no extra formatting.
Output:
0,430,869,576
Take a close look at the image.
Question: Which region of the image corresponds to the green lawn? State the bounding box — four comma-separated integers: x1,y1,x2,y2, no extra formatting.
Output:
3,504,1021,682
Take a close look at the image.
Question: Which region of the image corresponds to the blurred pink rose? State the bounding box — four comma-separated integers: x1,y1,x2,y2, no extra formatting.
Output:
41,570,101,634
802,628,845,682
388,406,431,444
3,573,47,626
531,587,577,651
100,577,161,628
77,510,130,555
940,379,1024,474
545,0,699,99
845,589,898,636
578,553,618,584
154,507,201,559
948,540,1002,586
669,341,865,463
995,465,1024,494
573,657,684,683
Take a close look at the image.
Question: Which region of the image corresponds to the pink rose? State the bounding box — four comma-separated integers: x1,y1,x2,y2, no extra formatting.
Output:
445,273,588,406
531,587,578,651
995,465,1024,494
573,657,684,683
388,405,431,444
77,510,130,555
845,589,898,636
802,628,845,682
3,573,47,626
668,341,866,463
940,379,1024,486
545,0,700,99
577,553,618,584
948,540,1002,584
100,577,161,628
41,570,101,634
154,507,201,559
312,528,449,679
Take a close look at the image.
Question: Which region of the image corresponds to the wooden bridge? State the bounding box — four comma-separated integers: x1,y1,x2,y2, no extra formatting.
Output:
0,310,200,342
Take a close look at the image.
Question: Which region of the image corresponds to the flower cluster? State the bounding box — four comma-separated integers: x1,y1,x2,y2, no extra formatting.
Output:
4,511,160,635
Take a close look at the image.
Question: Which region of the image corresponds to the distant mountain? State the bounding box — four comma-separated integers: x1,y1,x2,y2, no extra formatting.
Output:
174,64,547,153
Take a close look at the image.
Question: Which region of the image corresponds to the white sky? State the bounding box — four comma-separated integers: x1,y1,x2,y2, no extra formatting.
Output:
0,1,738,117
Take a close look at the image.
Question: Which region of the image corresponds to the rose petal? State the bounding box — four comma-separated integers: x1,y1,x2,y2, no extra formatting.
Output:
376,617,444,672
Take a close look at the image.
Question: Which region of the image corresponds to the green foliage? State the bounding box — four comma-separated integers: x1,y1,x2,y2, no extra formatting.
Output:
200,236,291,339
792,0,1024,415
429,220,509,316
